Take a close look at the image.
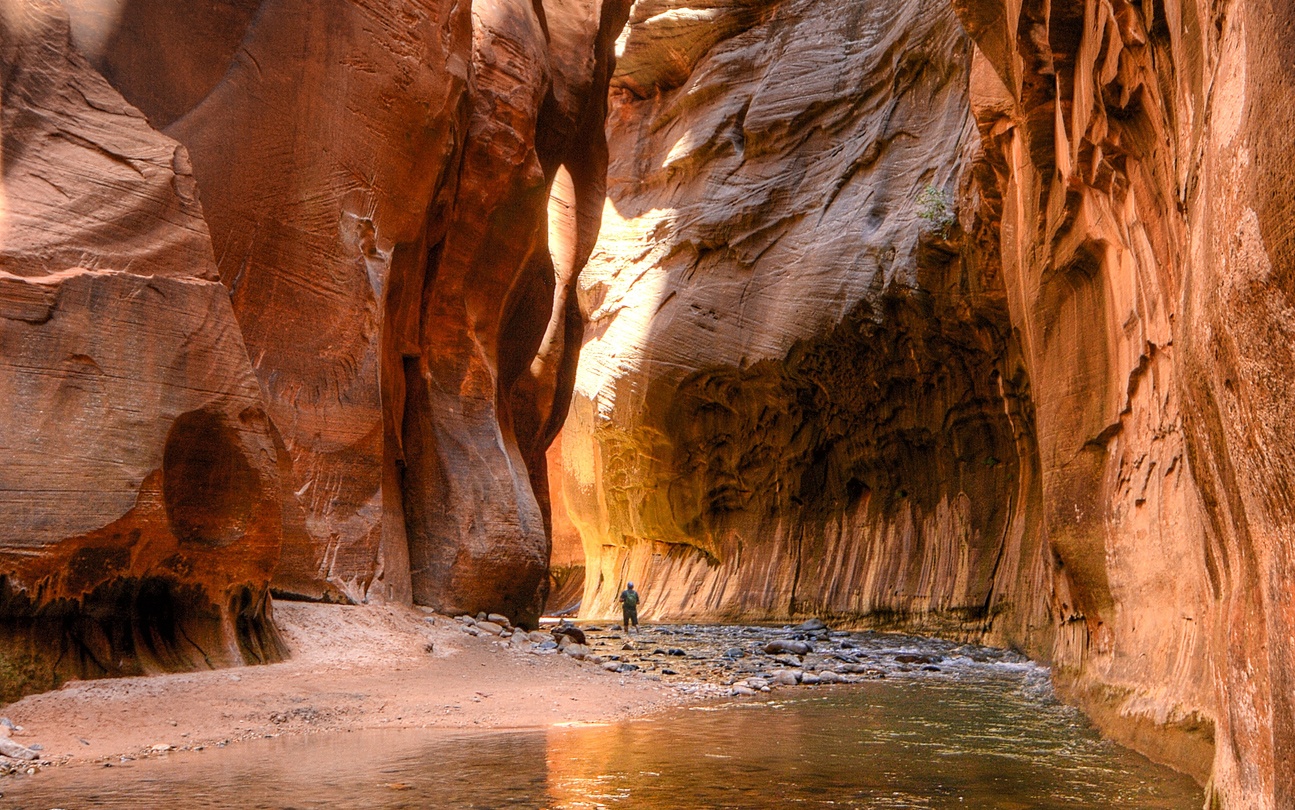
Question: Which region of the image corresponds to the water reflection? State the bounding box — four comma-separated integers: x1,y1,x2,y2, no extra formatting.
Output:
4,674,1200,809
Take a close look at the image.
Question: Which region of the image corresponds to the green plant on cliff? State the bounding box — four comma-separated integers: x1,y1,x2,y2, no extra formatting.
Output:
916,183,956,236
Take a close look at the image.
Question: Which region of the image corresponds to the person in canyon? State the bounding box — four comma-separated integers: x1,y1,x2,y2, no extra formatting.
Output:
620,582,641,633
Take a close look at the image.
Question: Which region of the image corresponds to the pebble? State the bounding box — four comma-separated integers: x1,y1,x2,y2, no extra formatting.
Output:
476,621,505,636
772,670,801,686
487,614,511,628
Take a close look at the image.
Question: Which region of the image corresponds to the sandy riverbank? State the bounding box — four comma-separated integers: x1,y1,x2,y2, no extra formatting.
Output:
0,602,688,773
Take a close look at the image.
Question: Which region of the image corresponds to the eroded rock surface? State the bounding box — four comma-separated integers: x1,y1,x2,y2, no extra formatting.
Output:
561,0,1046,641
556,0,1295,805
3,0,628,698
957,0,1295,804
0,2,284,702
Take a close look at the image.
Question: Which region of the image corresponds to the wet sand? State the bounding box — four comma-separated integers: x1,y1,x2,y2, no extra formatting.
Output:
0,602,687,773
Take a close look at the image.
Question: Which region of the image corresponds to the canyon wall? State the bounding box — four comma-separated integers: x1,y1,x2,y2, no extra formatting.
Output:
556,0,1295,804
560,0,1051,648
0,3,285,702
1,0,626,698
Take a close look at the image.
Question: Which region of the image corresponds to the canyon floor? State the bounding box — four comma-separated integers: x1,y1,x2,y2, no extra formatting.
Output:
0,602,691,775
0,602,1021,781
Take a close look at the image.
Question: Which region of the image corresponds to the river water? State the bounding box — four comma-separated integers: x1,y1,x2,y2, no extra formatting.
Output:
2,630,1202,809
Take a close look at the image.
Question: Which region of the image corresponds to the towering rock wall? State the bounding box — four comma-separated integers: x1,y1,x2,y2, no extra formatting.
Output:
0,2,285,702
957,0,1295,803
2,0,626,699
556,0,1295,804
561,0,1048,644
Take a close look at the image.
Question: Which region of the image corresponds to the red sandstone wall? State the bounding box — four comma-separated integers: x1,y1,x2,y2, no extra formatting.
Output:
555,0,1295,805
1,0,627,700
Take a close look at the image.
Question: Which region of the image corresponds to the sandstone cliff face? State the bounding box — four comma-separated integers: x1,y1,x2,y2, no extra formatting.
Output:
2,0,626,698
0,2,284,702
556,0,1295,804
957,0,1295,803
561,0,1048,638
56,0,627,618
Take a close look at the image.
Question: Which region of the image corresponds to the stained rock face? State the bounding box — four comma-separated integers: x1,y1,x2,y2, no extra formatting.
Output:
957,0,1295,804
556,0,1295,804
3,0,626,698
0,3,284,702
559,0,1048,638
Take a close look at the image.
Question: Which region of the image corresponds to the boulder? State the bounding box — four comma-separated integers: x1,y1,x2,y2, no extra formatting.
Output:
764,640,813,657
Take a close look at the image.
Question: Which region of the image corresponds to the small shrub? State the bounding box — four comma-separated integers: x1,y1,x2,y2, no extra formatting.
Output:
916,184,956,236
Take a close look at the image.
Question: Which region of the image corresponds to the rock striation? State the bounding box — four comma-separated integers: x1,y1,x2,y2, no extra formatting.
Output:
555,0,1295,805
956,0,1295,804
2,0,627,699
560,0,1047,645
0,2,285,702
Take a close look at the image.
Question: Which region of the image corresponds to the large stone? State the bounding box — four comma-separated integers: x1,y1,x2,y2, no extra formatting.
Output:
0,1,284,702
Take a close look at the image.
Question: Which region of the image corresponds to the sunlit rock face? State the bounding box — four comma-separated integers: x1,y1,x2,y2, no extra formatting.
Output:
956,0,1295,803
52,0,627,619
559,0,1051,641
0,3,285,702
2,0,626,699
561,0,1295,804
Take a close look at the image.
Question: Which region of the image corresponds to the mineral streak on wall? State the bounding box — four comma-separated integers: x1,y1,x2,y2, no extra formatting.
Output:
1,0,627,700
555,0,1295,805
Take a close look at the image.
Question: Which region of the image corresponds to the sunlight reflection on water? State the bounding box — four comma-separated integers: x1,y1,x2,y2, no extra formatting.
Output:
3,641,1202,809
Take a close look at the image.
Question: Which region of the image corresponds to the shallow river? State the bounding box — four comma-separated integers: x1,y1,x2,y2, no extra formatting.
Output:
3,631,1201,809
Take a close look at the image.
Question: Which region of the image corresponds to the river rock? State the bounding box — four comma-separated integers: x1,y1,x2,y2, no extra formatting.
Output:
772,670,801,686
476,621,505,636
893,653,940,666
528,632,550,644
552,626,588,646
563,644,591,660
801,673,822,686
794,619,828,632
487,614,512,629
732,686,757,697
764,640,813,657
817,671,842,684
0,739,37,762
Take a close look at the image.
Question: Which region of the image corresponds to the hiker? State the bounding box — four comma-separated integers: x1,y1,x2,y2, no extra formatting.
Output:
619,582,641,633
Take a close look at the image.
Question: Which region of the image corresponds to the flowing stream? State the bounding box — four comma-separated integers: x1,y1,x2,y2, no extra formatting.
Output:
2,629,1202,809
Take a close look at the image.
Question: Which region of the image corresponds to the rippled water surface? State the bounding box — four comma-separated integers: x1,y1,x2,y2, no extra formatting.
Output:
4,633,1201,809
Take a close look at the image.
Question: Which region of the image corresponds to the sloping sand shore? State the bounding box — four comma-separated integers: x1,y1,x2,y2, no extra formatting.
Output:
0,602,685,772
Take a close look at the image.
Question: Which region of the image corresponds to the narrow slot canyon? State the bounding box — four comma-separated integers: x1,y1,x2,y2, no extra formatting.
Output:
1,0,1293,807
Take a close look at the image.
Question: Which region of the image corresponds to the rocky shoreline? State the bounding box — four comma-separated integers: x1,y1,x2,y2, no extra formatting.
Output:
0,607,1034,782
456,614,1033,699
